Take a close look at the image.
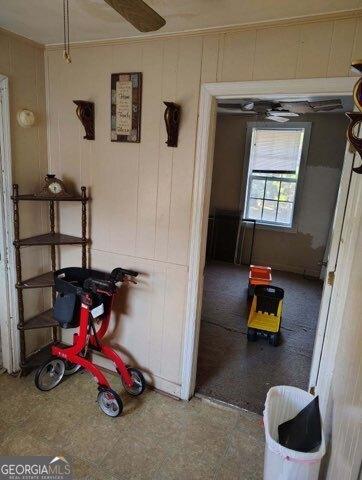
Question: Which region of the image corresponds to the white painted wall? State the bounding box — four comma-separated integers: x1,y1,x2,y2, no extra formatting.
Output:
45,14,362,396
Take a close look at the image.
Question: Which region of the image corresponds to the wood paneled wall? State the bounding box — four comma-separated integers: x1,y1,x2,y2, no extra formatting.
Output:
45,15,362,395
0,29,50,353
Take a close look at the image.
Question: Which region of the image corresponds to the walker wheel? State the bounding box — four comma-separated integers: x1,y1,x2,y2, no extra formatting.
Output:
35,358,65,391
122,367,146,396
97,388,123,417
63,361,82,376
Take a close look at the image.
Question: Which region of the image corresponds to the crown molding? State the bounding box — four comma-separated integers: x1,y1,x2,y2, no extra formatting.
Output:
0,26,44,49
45,8,362,51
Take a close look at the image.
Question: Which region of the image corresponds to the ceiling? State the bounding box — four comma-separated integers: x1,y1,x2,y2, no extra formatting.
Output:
217,96,354,115
0,0,360,45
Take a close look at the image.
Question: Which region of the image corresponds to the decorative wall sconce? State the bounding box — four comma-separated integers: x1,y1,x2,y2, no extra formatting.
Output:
73,100,95,140
346,61,362,174
17,109,35,128
164,102,181,147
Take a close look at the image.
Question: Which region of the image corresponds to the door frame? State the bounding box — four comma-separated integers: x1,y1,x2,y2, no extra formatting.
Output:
0,75,19,373
308,135,356,389
181,76,356,400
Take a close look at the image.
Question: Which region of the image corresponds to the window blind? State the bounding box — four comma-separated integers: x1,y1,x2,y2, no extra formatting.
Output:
250,128,304,173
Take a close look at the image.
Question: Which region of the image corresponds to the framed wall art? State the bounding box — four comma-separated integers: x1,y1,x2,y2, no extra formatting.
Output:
111,72,142,143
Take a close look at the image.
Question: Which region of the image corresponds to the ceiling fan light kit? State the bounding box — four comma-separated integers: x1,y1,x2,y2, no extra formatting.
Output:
266,114,289,123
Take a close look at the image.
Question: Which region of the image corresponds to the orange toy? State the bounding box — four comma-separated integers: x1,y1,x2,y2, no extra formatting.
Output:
248,265,272,297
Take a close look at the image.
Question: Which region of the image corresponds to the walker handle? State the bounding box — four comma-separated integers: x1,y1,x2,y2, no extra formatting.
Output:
84,277,115,294
110,267,139,282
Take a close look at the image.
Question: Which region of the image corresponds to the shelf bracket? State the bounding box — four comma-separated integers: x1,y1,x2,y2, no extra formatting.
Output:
73,100,95,140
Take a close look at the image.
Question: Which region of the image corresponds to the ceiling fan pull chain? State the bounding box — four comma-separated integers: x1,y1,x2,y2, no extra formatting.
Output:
63,0,71,64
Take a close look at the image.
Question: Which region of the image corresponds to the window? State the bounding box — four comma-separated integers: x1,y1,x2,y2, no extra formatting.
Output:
244,126,306,228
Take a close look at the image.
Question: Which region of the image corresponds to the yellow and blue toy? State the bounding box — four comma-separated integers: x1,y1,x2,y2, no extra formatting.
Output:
247,285,284,346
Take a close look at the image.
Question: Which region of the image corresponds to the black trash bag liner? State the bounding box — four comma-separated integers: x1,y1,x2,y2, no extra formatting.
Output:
278,396,322,453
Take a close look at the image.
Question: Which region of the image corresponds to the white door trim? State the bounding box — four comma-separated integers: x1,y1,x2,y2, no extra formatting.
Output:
0,75,20,373
181,76,356,400
308,138,355,389
315,153,362,418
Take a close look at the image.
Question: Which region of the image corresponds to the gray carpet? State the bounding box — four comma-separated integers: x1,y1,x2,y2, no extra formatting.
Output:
196,261,323,414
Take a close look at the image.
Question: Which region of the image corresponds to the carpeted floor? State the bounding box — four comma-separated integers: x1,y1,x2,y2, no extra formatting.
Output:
196,261,323,414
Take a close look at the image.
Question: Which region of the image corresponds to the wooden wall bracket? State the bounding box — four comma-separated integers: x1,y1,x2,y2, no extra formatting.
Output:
346,61,362,174
73,100,95,140
164,102,181,147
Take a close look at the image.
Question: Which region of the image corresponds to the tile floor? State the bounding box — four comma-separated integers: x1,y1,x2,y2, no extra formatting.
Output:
0,370,265,479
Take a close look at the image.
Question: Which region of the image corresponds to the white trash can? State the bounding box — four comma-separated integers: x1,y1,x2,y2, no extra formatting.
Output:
263,386,325,480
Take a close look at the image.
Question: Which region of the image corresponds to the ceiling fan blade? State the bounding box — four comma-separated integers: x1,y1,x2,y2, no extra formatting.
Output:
218,104,258,114
266,114,290,123
279,101,314,114
309,99,342,111
269,111,299,117
104,0,166,32
218,103,242,109
217,107,257,115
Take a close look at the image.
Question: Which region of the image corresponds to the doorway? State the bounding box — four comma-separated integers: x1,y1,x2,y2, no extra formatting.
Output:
196,96,351,412
0,75,18,374
181,77,356,407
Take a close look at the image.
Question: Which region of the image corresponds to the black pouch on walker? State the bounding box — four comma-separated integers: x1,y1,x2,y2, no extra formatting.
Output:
53,293,79,328
53,267,110,328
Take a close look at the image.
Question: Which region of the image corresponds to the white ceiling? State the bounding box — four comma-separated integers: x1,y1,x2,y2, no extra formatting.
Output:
0,0,360,45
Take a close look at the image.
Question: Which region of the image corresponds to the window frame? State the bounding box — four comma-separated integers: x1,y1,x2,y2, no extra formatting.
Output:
241,122,311,231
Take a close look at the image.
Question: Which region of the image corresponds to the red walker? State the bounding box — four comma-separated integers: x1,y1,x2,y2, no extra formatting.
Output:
34,267,145,417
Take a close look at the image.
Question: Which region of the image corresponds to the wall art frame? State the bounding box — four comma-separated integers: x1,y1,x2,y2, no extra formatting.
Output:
111,72,142,143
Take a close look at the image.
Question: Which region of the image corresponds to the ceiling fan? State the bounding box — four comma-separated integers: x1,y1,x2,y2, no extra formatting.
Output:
62,0,165,63
103,0,166,32
218,98,343,122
